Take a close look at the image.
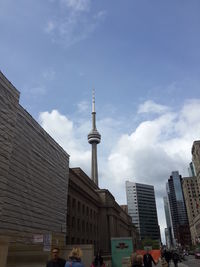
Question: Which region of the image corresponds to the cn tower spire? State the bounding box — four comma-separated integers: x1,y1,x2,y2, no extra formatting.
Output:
88,90,101,186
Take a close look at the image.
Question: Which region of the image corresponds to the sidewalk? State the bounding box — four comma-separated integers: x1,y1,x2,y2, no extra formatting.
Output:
156,260,188,267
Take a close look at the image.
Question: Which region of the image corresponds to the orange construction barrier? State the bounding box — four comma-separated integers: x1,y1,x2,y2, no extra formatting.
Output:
136,250,161,263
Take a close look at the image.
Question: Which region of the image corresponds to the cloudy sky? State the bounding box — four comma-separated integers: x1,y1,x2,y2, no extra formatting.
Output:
1,0,200,242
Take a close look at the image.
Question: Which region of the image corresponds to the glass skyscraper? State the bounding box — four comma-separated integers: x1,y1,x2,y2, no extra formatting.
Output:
166,171,191,247
126,181,160,241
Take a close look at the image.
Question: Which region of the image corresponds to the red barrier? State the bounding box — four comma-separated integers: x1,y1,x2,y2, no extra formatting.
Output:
136,250,161,263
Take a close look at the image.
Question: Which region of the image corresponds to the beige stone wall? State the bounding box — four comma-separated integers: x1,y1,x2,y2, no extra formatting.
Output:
0,72,70,265
0,236,9,267
66,168,100,250
0,72,69,237
192,141,200,191
0,72,20,219
67,169,138,255
182,177,200,224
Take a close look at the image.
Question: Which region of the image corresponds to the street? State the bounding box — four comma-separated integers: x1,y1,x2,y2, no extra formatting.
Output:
155,255,199,267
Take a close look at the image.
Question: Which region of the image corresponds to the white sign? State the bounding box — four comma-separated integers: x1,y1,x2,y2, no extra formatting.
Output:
33,234,43,243
43,233,52,251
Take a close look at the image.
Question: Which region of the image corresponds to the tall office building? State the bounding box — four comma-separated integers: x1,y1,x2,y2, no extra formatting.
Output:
166,171,191,246
188,162,196,177
191,140,200,244
126,181,160,241
163,195,174,247
182,176,200,244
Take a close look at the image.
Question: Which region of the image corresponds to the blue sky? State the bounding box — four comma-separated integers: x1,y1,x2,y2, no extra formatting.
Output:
1,0,200,242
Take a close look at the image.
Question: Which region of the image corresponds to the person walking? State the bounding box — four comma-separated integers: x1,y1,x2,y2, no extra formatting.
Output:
163,250,172,267
143,249,157,267
46,247,66,267
172,251,180,267
65,247,85,267
93,250,105,267
131,252,143,267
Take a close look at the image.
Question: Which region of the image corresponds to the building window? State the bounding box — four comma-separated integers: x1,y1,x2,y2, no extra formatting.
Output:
78,201,81,213
72,198,76,209
72,217,75,229
77,219,80,231
90,209,92,218
82,204,85,215
82,221,85,233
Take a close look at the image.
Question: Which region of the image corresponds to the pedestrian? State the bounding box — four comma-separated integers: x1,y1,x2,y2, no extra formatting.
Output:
163,250,172,267
65,247,85,267
143,249,157,267
92,250,105,267
131,252,143,267
46,247,66,267
172,251,180,267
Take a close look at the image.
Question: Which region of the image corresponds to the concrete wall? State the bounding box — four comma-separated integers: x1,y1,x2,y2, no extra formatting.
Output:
0,71,70,266
0,237,9,267
6,244,94,267
0,72,20,219
0,71,69,237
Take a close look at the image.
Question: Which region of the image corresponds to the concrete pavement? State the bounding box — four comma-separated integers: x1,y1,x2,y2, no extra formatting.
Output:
154,260,188,267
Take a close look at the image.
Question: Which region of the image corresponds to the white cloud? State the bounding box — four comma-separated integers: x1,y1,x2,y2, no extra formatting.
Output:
38,99,200,243
29,85,46,95
39,109,91,170
77,100,89,113
45,1,106,46
44,21,56,33
61,0,91,11
138,100,170,114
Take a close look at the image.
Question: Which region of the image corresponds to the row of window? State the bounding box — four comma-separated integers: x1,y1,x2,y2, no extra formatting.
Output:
68,196,97,219
69,216,98,234
66,237,96,245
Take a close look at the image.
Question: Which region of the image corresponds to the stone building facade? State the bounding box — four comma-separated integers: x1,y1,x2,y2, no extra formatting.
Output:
191,141,200,244
182,176,200,245
0,72,69,265
192,141,200,190
67,168,139,254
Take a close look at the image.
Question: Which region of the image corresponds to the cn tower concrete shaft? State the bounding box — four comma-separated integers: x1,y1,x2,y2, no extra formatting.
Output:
87,91,101,186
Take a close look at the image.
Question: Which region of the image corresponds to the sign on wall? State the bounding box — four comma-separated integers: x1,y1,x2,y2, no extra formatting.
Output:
43,233,52,251
32,234,44,243
111,237,133,267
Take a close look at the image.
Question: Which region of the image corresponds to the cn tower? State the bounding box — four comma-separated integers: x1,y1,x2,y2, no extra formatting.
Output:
88,90,101,186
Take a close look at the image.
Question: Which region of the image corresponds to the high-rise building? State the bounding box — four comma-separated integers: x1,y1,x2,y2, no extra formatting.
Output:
166,171,191,247
191,140,200,244
192,141,200,184
126,181,160,241
188,162,196,177
182,176,200,244
164,228,170,248
88,91,101,186
163,195,174,247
